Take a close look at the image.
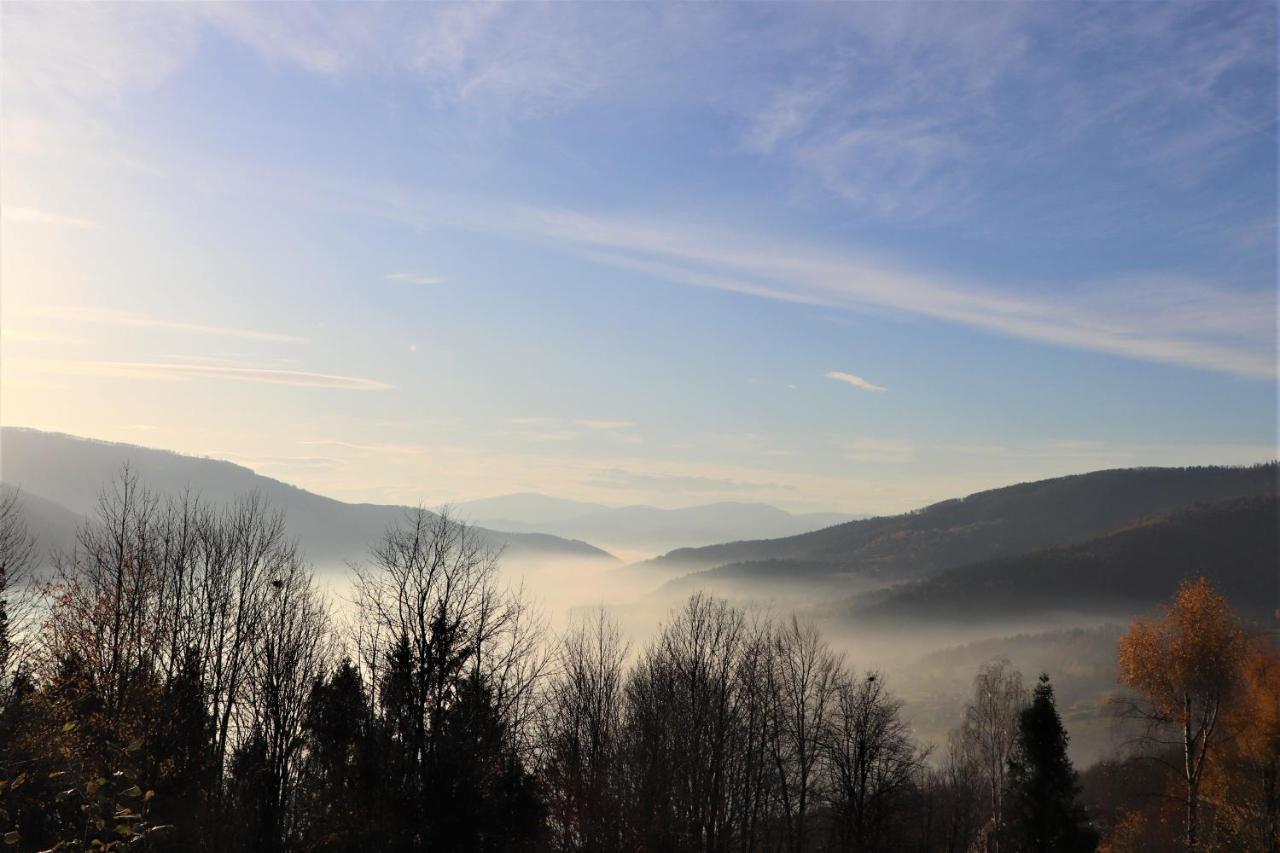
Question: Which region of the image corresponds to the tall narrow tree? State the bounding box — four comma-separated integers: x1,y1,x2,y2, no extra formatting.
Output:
1118,577,1248,851
951,658,1028,852
1001,673,1097,852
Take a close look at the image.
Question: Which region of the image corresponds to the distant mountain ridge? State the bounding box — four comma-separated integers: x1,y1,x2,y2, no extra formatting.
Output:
846,495,1279,622
455,493,856,556
642,463,1279,591
0,428,616,570
455,493,613,525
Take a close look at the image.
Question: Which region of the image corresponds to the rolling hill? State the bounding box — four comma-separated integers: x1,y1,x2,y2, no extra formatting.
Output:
846,495,1279,623
0,428,616,571
639,464,1279,592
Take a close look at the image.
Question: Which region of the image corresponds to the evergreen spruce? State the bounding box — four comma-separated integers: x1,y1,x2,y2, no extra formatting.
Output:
1002,674,1098,852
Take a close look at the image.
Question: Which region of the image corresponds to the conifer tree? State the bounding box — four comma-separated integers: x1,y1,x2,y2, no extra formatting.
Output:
1002,674,1097,852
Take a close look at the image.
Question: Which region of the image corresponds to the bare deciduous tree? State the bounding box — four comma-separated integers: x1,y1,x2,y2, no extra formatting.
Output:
622,593,753,852
196,493,298,778
768,614,841,853
350,507,545,783
948,658,1027,853
41,467,326,825
240,555,332,849
542,606,629,852
0,485,38,691
822,670,927,851
47,467,166,713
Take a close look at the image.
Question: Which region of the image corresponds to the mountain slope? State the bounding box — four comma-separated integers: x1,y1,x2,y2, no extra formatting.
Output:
0,485,83,572
849,496,1279,623
640,464,1278,584
0,428,616,570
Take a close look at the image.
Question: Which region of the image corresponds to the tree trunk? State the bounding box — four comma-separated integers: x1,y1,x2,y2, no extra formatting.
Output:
1186,778,1199,851
1267,755,1279,853
1184,696,1198,851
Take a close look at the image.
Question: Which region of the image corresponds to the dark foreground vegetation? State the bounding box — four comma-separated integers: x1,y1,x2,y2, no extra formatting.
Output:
0,474,1276,852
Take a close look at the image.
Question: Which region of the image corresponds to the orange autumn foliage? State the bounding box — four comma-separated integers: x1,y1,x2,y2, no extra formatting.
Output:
1117,577,1248,851
1202,636,1280,852
1118,577,1248,725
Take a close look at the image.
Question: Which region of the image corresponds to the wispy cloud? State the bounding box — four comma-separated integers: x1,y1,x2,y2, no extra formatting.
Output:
494,416,640,446
0,327,86,345
208,452,342,474
825,371,887,393
97,157,1264,379
498,428,579,443
299,440,434,456
0,3,200,100
573,419,634,430
1,206,98,229
845,438,913,462
26,306,309,344
6,3,1271,219
23,360,391,390
731,4,1274,217
481,203,1276,379
385,271,446,286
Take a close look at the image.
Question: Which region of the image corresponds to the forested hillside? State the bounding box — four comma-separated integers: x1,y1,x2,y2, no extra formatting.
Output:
850,496,1279,623
642,464,1278,588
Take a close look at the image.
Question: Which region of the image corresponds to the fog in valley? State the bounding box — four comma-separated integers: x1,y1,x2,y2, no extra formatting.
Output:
6,428,1274,771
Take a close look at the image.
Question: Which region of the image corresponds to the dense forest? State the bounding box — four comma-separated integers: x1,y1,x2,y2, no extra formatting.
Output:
850,496,1279,623
644,464,1279,579
641,466,1280,614
0,473,1276,852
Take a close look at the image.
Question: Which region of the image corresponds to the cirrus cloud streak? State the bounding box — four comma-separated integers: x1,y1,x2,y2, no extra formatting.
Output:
825,371,887,393
20,360,391,390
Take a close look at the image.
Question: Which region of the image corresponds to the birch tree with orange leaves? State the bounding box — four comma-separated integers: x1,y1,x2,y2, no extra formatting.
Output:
1204,636,1280,852
1117,577,1247,852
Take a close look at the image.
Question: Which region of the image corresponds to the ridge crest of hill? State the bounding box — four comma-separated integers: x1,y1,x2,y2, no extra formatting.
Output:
846,495,1279,622
0,427,616,568
638,462,1279,587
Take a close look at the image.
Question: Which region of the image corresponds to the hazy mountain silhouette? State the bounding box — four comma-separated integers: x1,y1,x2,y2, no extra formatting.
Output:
0,428,616,570
640,464,1278,588
455,493,856,556
454,493,616,525
848,495,1279,622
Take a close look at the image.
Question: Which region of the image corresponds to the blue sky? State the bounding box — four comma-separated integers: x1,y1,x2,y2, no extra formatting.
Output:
1,2,1275,513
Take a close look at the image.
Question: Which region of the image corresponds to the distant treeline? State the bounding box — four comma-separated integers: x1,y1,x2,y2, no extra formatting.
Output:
0,472,1275,852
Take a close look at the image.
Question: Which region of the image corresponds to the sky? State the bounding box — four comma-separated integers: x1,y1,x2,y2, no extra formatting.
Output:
0,2,1276,515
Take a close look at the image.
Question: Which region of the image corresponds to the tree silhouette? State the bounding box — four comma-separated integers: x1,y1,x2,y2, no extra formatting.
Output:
1001,674,1096,852
949,658,1028,852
